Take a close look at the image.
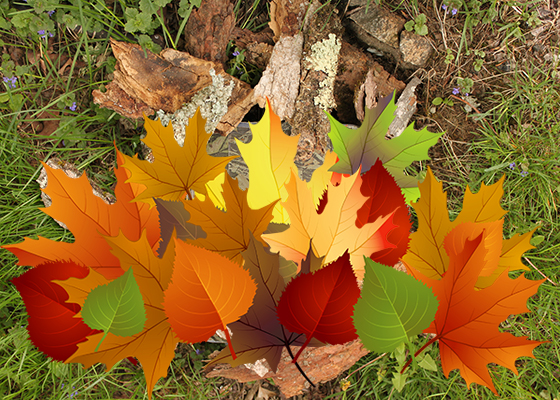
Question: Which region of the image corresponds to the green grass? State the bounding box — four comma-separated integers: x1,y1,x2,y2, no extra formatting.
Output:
2,0,560,398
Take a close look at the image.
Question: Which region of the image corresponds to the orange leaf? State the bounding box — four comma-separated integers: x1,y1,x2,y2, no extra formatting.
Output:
163,238,257,358
403,167,534,288
55,230,179,400
3,152,159,280
405,222,545,393
179,172,276,264
121,110,236,203
263,168,396,280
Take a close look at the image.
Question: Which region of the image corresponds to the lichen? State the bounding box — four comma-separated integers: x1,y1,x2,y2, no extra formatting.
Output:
156,69,234,146
304,33,341,110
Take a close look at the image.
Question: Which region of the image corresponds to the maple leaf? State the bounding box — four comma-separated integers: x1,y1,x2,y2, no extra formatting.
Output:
55,230,179,400
179,172,276,265
353,257,438,353
236,98,300,224
163,238,257,359
355,158,412,266
263,168,397,280
276,250,360,362
205,234,322,373
3,151,160,280
325,92,443,203
154,198,206,257
404,223,544,394
11,260,102,362
402,167,536,288
121,110,236,203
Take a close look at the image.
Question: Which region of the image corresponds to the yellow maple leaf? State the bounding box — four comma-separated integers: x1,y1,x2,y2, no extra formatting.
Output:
403,167,535,288
236,99,300,224
121,110,236,204
262,168,396,280
55,230,179,400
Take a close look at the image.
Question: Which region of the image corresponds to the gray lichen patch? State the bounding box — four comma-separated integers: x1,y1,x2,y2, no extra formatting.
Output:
304,33,341,110
156,69,234,146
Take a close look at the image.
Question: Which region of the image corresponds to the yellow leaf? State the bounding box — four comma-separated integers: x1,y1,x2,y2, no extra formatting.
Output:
122,110,236,204
403,168,536,288
236,100,300,224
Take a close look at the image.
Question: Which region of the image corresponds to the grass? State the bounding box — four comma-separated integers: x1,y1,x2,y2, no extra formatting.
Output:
1,0,560,398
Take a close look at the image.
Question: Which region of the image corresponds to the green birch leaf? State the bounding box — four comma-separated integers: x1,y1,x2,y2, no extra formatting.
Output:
325,92,443,203
353,258,438,353
81,268,147,351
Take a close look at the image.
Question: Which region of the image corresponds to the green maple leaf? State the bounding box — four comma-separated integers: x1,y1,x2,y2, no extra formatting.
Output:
325,92,443,203
81,268,147,351
353,258,438,352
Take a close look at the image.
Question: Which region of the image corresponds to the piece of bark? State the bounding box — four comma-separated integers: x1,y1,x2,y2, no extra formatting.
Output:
230,27,274,70
387,76,422,138
92,39,254,136
206,339,369,398
289,2,345,176
334,40,406,124
354,68,378,122
184,0,236,65
253,33,303,120
269,0,313,41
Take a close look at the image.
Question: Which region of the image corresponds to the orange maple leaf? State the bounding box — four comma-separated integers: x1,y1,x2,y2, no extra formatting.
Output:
404,222,545,394
402,167,535,288
120,110,236,203
179,172,276,264
54,230,179,400
3,152,160,280
163,238,257,359
262,168,396,280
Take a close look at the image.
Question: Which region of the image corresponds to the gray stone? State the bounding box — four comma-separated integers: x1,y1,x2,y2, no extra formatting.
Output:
347,5,405,52
399,30,434,68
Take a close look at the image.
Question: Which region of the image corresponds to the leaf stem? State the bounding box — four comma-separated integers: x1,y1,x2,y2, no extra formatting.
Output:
282,327,315,388
284,342,316,388
224,326,237,360
400,336,437,374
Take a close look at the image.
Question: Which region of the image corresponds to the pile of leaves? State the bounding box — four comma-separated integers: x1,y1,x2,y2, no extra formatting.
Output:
3,95,544,398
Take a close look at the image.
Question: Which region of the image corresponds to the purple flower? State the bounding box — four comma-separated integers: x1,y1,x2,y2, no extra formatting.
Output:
442,4,448,10
451,8,458,15
48,10,54,16
3,76,17,88
195,348,202,355
452,87,460,95
69,102,77,111
521,170,529,177
38,29,46,38
49,32,54,37
509,162,516,170
232,50,240,57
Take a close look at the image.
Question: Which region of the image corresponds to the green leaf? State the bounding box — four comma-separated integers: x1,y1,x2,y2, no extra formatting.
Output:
325,93,443,203
353,258,439,353
81,268,147,351
392,371,407,392
418,353,438,371
416,24,428,36
432,97,443,106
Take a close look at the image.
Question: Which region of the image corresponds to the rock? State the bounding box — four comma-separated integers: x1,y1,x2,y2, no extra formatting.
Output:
346,4,405,54
399,30,434,68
